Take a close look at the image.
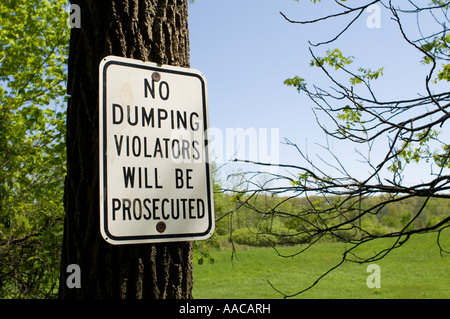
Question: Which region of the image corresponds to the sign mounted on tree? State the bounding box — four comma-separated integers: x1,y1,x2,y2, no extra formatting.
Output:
99,56,214,245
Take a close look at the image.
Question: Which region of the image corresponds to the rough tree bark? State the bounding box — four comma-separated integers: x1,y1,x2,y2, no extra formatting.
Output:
59,0,193,299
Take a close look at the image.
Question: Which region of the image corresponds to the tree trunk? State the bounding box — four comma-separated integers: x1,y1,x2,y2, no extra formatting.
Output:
59,0,192,299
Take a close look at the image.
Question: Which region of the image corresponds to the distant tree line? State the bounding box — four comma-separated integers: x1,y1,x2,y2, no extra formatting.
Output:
212,189,450,248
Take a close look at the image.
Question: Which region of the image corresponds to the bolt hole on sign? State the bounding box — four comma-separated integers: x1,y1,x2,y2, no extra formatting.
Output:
99,56,214,245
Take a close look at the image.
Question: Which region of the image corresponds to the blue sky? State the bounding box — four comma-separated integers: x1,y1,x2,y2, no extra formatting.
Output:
187,0,448,189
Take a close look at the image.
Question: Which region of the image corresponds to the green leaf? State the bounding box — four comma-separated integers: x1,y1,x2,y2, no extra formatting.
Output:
284,76,306,93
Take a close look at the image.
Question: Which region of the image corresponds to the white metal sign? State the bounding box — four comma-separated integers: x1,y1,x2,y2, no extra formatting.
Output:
99,56,214,245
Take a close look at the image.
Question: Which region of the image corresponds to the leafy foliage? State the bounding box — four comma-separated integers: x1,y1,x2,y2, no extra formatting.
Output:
0,0,69,298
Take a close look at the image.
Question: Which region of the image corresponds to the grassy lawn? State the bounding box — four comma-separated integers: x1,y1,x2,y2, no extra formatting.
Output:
192,230,450,299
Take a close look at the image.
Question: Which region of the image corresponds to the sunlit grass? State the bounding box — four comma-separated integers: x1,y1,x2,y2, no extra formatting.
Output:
193,230,450,299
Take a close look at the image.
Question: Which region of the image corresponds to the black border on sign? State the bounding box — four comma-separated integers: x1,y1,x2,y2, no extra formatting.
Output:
100,58,213,243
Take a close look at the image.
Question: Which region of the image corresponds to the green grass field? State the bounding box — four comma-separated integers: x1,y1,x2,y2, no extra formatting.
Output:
192,231,450,299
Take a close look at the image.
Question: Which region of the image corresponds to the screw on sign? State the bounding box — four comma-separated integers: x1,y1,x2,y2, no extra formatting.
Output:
152,71,161,82
156,221,166,233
